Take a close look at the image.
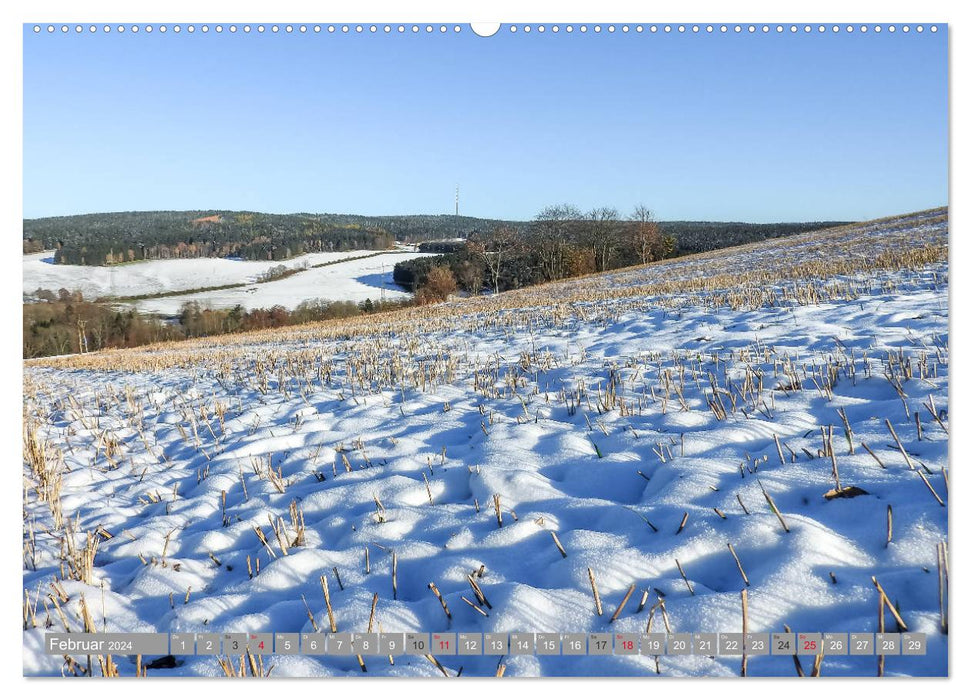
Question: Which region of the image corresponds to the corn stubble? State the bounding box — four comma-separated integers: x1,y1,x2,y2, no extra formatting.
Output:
22,210,948,677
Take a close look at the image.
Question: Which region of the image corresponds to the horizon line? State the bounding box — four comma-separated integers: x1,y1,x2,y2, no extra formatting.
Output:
22,204,948,226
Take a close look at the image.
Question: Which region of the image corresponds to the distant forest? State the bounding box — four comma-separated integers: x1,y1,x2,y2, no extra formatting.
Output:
22,209,846,270
22,210,514,265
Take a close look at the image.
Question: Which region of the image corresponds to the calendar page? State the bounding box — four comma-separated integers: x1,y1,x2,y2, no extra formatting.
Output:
20,3,950,682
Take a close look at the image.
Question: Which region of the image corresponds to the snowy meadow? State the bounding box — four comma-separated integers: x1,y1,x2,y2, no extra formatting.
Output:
23,209,949,677
23,248,433,312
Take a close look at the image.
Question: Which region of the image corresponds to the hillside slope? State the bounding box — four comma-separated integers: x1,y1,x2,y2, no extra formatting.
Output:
23,208,948,677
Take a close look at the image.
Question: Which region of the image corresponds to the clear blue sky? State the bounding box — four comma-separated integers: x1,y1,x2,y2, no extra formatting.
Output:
23,25,948,222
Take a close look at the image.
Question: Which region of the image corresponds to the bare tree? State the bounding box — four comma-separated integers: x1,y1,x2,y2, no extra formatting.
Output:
472,226,520,294
630,204,662,265
584,206,621,272
533,204,581,281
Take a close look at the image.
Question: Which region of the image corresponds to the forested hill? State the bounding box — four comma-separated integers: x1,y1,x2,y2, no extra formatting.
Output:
21,210,521,265
22,211,400,265
22,209,850,266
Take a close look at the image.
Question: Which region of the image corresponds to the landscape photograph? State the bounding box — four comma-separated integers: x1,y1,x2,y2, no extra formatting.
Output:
21,21,948,678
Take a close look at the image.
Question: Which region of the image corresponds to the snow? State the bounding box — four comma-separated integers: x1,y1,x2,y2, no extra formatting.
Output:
130,252,433,315
22,210,948,677
22,249,430,308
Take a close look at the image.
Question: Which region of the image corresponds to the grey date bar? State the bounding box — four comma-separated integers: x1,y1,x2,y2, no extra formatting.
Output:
45,633,169,655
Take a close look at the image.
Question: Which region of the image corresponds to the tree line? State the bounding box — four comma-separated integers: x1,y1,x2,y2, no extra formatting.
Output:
395,204,675,296
394,204,847,298
23,290,408,358
25,208,843,268
24,211,395,266
23,210,526,265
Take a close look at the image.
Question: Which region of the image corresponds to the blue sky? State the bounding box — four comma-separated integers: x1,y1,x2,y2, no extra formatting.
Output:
23,24,948,222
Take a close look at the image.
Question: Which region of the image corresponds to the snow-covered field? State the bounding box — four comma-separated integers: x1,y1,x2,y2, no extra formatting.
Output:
23,209,949,677
23,249,431,312
131,252,431,315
